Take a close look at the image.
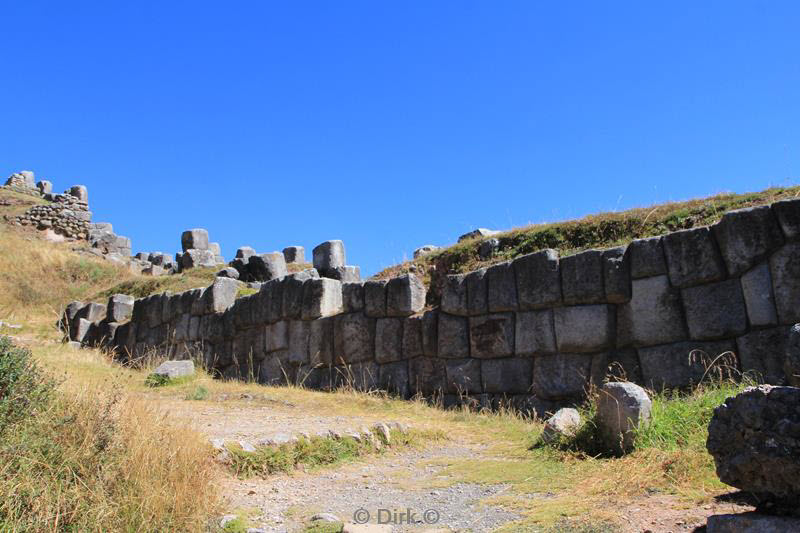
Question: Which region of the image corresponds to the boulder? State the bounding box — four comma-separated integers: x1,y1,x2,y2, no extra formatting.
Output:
712,206,784,276
107,294,134,323
248,253,287,281
707,385,800,512
181,249,216,270
458,228,500,242
595,382,651,454
628,236,667,279
181,228,209,252
663,226,726,288
312,240,346,271
541,408,581,444
706,513,800,533
150,360,195,380
216,267,240,279
282,246,305,264
36,180,52,194
66,185,88,203
385,274,426,316
413,245,439,258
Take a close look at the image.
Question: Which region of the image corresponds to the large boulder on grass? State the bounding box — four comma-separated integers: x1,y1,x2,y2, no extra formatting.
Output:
595,381,652,455
150,360,195,380
541,407,581,444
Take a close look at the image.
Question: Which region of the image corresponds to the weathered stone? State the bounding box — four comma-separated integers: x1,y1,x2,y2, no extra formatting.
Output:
463,268,487,316
638,339,737,390
363,279,388,317
282,246,305,264
478,237,500,259
258,353,289,386
312,240,346,271
408,357,446,395
181,249,216,270
266,320,288,352
772,198,800,239
515,309,556,356
769,242,800,324
629,237,667,279
737,326,790,385
513,249,562,310
287,320,310,365
321,265,361,282
308,317,334,366
235,246,256,260
707,385,800,511
282,273,308,319
663,226,726,288
73,318,92,344
560,249,605,305
595,382,651,454
413,245,439,258
333,313,375,364
107,294,134,323
532,353,593,400
786,324,800,387
263,278,284,323
605,348,643,384
482,358,532,394
342,361,379,391
375,318,403,363
469,313,514,358
438,313,470,358
421,310,438,356
151,360,194,379
216,267,239,280
553,305,614,353
487,261,517,312
603,246,631,303
682,279,747,340
444,358,482,394
458,228,500,242
740,263,778,327
142,264,166,276
712,206,784,277
342,282,365,312
77,301,107,324
386,274,425,316
36,180,52,194
181,228,209,252
441,274,468,316
541,408,581,443
378,361,410,398
706,513,800,533
401,315,424,359
205,277,239,314
67,184,88,203
248,253,288,282
301,277,343,320
617,275,687,347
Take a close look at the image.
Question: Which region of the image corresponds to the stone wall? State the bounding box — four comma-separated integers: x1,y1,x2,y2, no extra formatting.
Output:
63,198,800,414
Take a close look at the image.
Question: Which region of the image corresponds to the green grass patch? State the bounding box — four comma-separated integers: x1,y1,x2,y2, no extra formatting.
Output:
236,287,258,298
185,385,209,400
303,521,344,532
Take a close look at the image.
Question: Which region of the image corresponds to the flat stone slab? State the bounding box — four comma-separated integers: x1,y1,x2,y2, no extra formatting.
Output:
707,513,800,533
151,360,195,379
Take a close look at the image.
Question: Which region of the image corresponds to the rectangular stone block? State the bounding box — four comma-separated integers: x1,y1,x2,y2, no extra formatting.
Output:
438,313,470,358
259,353,289,386
77,301,108,324
769,242,800,324
482,358,532,394
682,279,747,340
465,268,488,316
378,361,410,398
617,275,687,347
282,274,308,319
513,249,561,310
771,198,800,239
266,320,288,352
445,358,482,394
181,228,209,252
560,249,605,304
441,274,468,316
532,353,593,400
333,313,375,364
603,246,631,303
287,320,310,365
146,294,164,328
188,316,200,341
375,317,403,363
629,236,667,279
344,361,379,392
173,313,190,341
266,278,285,323
402,315,424,359
409,357,446,396
308,316,334,366
553,304,615,353
736,326,791,385
740,263,778,327
469,313,515,358
301,278,343,320
712,206,784,276
638,339,737,390
342,282,365,312
515,309,556,355
107,294,134,323
663,226,726,288
605,348,643,384
364,279,388,317
487,261,518,312
386,274,426,316
421,310,439,356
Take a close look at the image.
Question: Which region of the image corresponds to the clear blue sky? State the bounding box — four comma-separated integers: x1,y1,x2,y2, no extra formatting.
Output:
2,2,799,275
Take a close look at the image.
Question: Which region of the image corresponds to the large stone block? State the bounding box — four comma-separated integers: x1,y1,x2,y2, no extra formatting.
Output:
469,313,514,358
438,313,470,358
772,198,800,239
402,315,424,359
603,246,631,303
67,184,88,202
465,268,488,316
532,353,593,400
260,278,283,323
77,301,107,324
736,326,790,385
235,246,256,260
342,282,365,312
682,279,747,340
258,353,289,386
712,206,784,277
343,361,379,391
248,253,288,282
740,263,778,327
553,305,614,353
282,273,309,319
638,339,737,390
786,324,800,387
205,277,239,314
617,275,687,347
386,274,426,316
441,274,468,316
604,348,643,384
421,310,439,356
301,277,343,320
769,242,800,324
333,313,375,364
560,249,605,305
321,265,361,282
482,358,533,394
181,228,209,252
266,320,288,352
445,358,482,394
287,320,310,366
312,240,346,271
308,317,334,366
409,357,446,396
706,513,800,533
363,279,388,317
629,236,667,279
375,318,403,363
596,382,652,455
663,226,726,288
181,249,216,270
378,361,410,398
515,309,556,355
282,246,305,264
513,249,562,310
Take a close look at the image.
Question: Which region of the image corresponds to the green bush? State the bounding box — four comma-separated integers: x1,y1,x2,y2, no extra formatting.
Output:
0,336,54,435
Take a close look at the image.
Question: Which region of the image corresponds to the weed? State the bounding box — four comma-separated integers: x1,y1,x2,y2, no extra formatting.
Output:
185,384,209,400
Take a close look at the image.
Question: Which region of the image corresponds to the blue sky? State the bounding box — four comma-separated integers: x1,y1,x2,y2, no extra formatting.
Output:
2,1,799,275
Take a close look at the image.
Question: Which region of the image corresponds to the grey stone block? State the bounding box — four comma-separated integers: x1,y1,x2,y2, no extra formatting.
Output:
560,249,605,305
386,274,426,316
248,253,288,282
301,277,343,320
73,318,92,344
188,316,200,340
663,226,726,288
772,198,800,239
36,180,52,194
638,339,737,389
740,263,778,327
216,267,239,280
402,315,424,359
378,361,410,398
258,354,289,386
487,261,518,312
181,228,209,252
409,357,446,395
321,265,361,282
181,249,216,270
375,318,403,363
107,294,134,323
173,314,190,342
283,246,305,264
532,353,593,400
617,275,687,347
787,324,800,387
344,361,380,391
441,274,468,316
469,313,515,359
769,242,800,324
342,282,365,312
596,382,652,454
706,513,800,533
603,246,631,303
445,358,482,394
308,317,334,366
261,278,284,324
465,268,488,316
438,313,470,358
207,242,221,256
712,206,784,276
736,326,790,385
515,309,556,355
364,279,388,317
421,310,438,356
554,304,615,353
266,320,288,352
413,245,439,259
151,360,194,379
287,320,310,365
312,240,346,271
333,313,375,364
67,184,88,202
513,249,562,310
235,246,256,260
77,301,107,324
482,358,533,394
205,277,239,314
682,279,747,340
605,348,643,384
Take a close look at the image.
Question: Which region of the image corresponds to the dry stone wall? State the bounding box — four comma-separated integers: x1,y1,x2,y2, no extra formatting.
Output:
62,198,800,414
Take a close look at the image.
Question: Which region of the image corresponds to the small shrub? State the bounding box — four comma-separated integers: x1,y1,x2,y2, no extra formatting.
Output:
145,373,172,387
0,336,54,435
185,385,209,400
